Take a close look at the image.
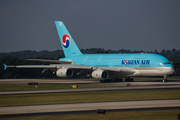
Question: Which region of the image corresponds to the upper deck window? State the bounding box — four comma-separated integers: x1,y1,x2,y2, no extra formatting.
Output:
163,62,171,64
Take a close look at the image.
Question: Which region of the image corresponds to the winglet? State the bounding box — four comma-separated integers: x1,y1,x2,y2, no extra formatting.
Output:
3,63,8,70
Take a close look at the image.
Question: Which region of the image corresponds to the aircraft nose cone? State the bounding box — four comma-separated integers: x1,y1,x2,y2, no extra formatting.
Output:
170,67,175,74
172,66,177,75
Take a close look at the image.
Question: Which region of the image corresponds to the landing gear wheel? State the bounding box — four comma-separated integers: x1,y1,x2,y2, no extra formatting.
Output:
163,79,168,82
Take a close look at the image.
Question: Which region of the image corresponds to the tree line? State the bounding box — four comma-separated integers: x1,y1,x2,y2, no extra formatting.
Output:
0,48,180,78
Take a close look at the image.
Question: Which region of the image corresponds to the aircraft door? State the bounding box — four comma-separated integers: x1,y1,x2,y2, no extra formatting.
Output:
109,63,112,67
98,56,102,62
155,63,158,67
84,56,88,62
90,63,93,67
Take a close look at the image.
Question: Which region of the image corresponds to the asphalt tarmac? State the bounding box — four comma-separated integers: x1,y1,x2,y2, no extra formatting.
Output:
0,78,180,118
0,99,180,116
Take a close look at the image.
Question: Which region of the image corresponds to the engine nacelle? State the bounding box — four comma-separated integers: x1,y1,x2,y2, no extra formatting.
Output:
56,68,73,77
91,69,109,79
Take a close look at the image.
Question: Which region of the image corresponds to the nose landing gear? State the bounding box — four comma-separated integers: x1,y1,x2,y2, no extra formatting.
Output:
163,75,168,82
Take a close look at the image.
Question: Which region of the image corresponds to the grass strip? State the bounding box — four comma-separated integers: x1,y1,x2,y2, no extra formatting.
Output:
0,83,153,92
0,84,123,92
2,110,180,120
0,89,180,107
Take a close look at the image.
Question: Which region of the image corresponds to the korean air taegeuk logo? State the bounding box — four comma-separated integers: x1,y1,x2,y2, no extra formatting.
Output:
62,34,71,49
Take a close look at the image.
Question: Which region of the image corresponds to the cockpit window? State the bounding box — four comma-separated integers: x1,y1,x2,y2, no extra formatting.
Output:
163,62,171,64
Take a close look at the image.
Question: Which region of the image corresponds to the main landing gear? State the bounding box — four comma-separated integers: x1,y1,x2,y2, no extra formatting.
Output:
100,77,134,83
163,75,168,82
125,77,134,82
100,78,123,83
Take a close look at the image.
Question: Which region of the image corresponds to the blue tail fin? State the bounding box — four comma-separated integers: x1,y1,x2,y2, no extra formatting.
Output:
55,21,82,57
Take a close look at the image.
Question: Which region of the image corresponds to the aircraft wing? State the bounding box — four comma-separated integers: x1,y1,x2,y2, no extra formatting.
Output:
26,59,72,64
56,65,136,76
3,63,135,76
57,65,135,75
3,64,92,70
4,64,58,69
100,67,135,75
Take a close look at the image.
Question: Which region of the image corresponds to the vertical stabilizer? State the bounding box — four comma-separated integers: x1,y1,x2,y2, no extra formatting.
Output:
55,21,82,57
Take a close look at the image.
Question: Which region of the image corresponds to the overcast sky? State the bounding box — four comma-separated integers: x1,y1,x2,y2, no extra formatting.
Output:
0,0,180,53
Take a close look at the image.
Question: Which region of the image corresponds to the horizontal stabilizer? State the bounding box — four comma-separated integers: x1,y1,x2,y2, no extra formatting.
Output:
3,63,16,70
26,59,72,64
3,63,7,70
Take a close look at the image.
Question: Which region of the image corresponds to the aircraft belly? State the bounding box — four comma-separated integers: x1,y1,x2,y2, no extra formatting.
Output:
134,67,174,76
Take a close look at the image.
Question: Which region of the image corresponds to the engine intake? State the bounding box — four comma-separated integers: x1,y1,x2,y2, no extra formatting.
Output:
56,68,73,77
91,69,108,79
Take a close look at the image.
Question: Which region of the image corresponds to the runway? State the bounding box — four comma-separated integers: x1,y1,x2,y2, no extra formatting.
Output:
0,99,180,115
1,85,180,95
1,78,180,85
0,79,180,118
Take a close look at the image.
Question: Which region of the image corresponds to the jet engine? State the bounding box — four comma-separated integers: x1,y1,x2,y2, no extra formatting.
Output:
91,69,108,79
56,68,73,77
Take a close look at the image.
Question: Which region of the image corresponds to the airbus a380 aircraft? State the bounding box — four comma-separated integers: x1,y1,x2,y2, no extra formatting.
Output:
4,21,175,82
